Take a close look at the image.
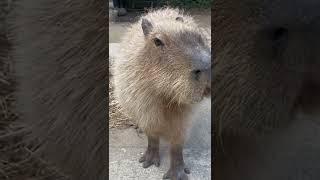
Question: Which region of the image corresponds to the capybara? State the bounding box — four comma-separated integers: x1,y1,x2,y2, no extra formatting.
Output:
213,0,320,179
0,0,107,179
113,8,211,180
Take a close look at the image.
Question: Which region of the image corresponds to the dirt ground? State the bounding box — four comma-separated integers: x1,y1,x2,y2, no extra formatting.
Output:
109,77,136,129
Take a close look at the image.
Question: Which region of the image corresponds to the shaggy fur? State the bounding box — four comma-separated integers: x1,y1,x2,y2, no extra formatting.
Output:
114,8,210,140
113,8,210,179
213,0,320,134
213,0,320,179
0,0,107,179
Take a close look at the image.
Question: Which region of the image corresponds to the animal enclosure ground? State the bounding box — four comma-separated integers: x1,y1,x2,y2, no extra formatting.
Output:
109,78,135,129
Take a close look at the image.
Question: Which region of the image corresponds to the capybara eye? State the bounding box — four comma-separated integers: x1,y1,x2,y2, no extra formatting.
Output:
176,17,184,22
154,38,164,46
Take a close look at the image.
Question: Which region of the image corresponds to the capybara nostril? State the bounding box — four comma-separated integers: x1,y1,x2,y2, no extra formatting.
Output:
192,68,211,82
268,27,289,57
272,27,288,42
192,69,202,80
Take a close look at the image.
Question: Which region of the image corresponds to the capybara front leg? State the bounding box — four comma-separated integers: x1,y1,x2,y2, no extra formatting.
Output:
139,135,160,168
163,144,190,180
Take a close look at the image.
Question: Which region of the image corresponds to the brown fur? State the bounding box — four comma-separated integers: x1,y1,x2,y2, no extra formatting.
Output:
114,8,210,142
2,0,107,179
213,0,320,135
113,8,211,178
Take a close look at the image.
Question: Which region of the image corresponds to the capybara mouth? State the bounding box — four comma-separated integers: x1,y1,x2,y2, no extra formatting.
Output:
294,79,320,114
203,86,211,97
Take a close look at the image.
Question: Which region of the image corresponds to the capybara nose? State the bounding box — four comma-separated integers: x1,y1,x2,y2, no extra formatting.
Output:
265,0,320,44
260,0,320,73
191,51,211,81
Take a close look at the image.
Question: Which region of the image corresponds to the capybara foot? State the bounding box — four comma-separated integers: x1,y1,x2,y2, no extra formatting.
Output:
139,148,160,168
163,165,190,180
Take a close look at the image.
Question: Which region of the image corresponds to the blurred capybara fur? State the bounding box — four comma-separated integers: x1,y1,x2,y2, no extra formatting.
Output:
3,0,107,179
113,8,210,179
213,1,320,180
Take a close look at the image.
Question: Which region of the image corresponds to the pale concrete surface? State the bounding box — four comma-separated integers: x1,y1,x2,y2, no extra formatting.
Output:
109,98,211,180
109,43,119,66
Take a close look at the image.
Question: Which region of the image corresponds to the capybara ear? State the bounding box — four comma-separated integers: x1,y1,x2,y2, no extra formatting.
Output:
176,16,184,22
141,18,153,36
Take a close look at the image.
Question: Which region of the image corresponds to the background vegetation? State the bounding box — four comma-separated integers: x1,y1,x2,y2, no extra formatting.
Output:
168,0,213,9
123,0,213,10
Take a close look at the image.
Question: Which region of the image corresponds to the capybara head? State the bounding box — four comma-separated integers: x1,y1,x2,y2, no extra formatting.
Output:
115,8,211,107
137,9,211,105
213,0,320,134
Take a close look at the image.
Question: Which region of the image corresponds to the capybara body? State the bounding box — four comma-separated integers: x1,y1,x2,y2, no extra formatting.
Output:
1,0,107,179
114,8,211,140
113,8,211,179
213,0,320,180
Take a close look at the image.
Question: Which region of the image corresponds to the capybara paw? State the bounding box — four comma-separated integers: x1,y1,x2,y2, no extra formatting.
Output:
138,149,160,168
163,166,190,180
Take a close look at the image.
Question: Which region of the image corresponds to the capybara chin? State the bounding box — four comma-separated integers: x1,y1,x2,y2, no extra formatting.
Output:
113,8,211,180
